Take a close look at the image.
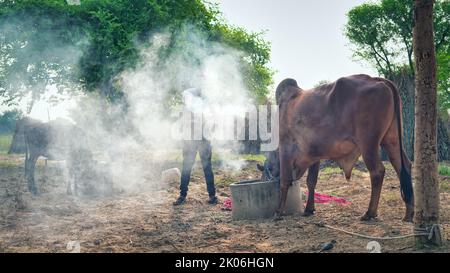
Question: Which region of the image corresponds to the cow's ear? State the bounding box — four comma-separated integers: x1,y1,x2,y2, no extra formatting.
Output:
257,163,264,172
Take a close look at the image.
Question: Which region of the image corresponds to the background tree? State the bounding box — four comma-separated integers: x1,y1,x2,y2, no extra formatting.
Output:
413,0,442,246
0,0,273,106
0,0,88,112
345,0,450,161
0,109,22,134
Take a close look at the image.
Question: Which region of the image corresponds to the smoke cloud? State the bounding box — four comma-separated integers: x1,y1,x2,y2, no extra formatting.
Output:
39,25,259,195
2,13,276,199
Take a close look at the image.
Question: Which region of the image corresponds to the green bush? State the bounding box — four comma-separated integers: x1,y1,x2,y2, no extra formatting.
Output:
0,134,12,154
439,164,450,176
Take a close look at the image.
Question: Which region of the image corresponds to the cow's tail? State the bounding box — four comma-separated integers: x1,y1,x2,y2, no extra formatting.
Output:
383,79,413,204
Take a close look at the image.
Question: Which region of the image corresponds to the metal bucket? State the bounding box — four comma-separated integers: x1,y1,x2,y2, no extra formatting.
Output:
230,179,303,220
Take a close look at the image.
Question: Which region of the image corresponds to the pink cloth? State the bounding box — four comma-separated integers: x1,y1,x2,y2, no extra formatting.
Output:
308,192,351,205
222,198,232,211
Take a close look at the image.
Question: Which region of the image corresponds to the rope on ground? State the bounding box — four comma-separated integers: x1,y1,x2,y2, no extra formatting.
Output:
314,221,441,241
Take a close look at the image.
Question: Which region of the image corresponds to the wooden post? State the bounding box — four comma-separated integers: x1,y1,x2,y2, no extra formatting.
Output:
413,0,443,247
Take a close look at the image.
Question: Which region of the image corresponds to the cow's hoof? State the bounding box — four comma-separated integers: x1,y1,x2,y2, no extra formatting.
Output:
360,213,377,221
303,209,315,217
402,209,414,223
272,212,283,221
402,215,413,223
28,187,39,196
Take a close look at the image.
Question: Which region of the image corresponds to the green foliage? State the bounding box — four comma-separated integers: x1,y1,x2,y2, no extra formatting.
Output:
0,109,22,134
0,0,89,109
439,164,450,176
212,24,273,102
0,134,12,154
437,51,450,110
0,0,273,105
320,167,342,176
314,80,331,88
239,154,266,163
345,2,400,76
345,0,450,110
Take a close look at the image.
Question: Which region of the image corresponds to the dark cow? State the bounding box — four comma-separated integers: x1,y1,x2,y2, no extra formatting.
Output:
258,74,413,222
10,117,102,195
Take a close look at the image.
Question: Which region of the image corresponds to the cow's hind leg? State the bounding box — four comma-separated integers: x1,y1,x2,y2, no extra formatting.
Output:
360,145,385,221
304,162,320,216
381,126,414,222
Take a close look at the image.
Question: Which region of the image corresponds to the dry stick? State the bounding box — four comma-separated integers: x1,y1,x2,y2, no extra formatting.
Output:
315,222,430,241
166,239,181,253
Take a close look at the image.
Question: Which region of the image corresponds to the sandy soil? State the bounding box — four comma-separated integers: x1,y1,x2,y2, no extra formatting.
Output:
0,154,449,253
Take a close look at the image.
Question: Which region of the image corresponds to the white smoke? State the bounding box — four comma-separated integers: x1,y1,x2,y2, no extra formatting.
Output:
4,23,258,196
0,13,87,122
62,26,256,193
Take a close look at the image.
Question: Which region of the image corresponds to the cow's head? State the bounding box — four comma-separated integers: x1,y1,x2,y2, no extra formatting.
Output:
8,118,26,154
8,117,38,154
256,150,280,181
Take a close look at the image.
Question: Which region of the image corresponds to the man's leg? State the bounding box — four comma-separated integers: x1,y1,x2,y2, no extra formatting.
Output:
174,141,197,205
199,140,217,204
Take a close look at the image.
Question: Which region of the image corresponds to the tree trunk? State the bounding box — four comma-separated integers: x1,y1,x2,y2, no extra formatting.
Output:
413,0,442,246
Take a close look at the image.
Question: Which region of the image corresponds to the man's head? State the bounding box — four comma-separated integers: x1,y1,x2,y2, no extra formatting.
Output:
183,87,202,100
256,150,280,181
182,88,203,109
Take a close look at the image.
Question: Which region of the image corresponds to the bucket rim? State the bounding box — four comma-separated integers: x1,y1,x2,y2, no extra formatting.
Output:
230,179,277,188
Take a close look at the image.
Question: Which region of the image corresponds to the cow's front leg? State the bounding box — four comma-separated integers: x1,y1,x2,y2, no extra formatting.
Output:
276,162,309,218
275,146,294,218
304,161,320,216
25,153,39,195
276,146,311,217
361,147,385,221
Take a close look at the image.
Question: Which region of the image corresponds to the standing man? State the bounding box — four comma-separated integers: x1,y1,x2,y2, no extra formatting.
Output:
173,88,218,206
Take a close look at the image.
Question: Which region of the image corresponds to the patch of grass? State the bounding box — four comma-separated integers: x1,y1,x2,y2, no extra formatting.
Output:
439,164,450,176
0,160,20,168
439,164,450,192
215,176,236,188
318,167,343,180
211,152,224,164
212,153,266,164
382,191,400,202
239,154,266,163
441,181,450,192
0,134,12,154
320,167,342,175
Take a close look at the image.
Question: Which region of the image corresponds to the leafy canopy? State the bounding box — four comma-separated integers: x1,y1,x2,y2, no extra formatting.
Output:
0,0,274,108
344,0,449,110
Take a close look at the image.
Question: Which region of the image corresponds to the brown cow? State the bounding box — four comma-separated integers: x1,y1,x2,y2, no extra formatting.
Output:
258,74,413,222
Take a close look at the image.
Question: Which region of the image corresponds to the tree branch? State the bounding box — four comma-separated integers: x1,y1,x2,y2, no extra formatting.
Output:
370,42,392,75
367,44,387,75
436,26,449,52
375,39,394,75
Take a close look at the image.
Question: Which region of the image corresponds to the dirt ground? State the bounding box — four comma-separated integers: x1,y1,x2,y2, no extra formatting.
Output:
0,153,449,253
